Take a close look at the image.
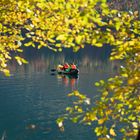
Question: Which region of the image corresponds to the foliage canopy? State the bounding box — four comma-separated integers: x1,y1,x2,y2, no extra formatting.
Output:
0,0,140,139
1,0,139,74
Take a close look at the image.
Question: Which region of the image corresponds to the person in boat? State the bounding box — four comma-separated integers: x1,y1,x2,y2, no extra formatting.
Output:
63,63,70,71
57,64,63,71
70,63,77,70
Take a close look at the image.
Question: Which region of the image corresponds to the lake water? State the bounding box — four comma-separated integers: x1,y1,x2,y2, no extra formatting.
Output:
0,47,118,140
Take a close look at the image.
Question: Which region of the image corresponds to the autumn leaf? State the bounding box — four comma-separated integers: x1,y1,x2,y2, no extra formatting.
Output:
109,128,116,136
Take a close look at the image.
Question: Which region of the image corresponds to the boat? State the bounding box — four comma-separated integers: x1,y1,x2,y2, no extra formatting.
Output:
57,69,79,75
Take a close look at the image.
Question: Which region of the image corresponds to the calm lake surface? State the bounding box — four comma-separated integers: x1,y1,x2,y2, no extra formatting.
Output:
0,47,118,140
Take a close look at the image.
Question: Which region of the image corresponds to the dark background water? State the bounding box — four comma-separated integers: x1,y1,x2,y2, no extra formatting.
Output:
0,47,118,140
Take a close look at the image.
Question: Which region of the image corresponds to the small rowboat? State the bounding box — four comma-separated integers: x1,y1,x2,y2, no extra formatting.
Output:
57,69,79,75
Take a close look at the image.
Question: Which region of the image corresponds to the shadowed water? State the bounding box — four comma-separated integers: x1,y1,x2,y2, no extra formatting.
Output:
0,47,118,140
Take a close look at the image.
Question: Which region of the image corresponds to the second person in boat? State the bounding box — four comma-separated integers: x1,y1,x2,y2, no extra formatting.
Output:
63,63,69,70
64,63,72,72
70,63,77,70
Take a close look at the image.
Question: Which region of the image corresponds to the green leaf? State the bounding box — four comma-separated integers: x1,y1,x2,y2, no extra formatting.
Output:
95,82,100,86
102,91,108,96
3,69,10,76
99,80,105,85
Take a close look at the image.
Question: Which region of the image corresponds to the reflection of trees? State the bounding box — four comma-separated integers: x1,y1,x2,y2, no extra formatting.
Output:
8,51,119,75
79,56,119,73
8,54,65,74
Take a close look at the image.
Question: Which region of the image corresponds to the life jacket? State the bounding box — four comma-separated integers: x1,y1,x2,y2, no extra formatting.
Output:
63,64,69,69
71,64,76,69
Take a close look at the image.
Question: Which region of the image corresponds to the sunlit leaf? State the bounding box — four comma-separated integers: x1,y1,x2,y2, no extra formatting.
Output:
95,43,103,47
98,118,106,125
110,128,116,136
56,34,67,41
95,82,100,86
3,69,10,76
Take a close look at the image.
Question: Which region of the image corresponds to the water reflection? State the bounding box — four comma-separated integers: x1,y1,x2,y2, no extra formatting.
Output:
9,47,120,75
0,47,119,140
56,74,79,90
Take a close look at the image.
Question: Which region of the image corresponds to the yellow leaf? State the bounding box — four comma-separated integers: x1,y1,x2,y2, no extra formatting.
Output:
56,43,61,47
106,109,112,115
109,85,115,90
91,39,97,45
95,43,103,47
77,108,83,113
75,35,83,44
3,69,10,76
121,73,128,77
129,41,135,46
56,34,67,41
90,113,97,121
102,91,108,96
17,59,22,65
128,79,135,85
109,128,116,136
132,122,138,128
98,118,106,125
48,38,55,43
109,20,113,25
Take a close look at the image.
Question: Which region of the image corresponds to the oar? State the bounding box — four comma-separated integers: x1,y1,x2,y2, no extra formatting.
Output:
50,69,57,76
51,69,56,72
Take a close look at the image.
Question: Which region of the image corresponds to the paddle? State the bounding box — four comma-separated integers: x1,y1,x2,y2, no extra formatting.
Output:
50,69,57,75
51,69,57,72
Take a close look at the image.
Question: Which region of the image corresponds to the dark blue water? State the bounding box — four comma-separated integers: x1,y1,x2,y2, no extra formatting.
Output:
0,47,117,140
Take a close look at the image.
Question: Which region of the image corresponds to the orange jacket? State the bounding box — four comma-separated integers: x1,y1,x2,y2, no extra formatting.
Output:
71,64,76,69
64,64,69,69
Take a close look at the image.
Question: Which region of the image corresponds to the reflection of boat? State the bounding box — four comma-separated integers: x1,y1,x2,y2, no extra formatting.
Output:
57,69,79,75
57,73,78,89
59,74,79,79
